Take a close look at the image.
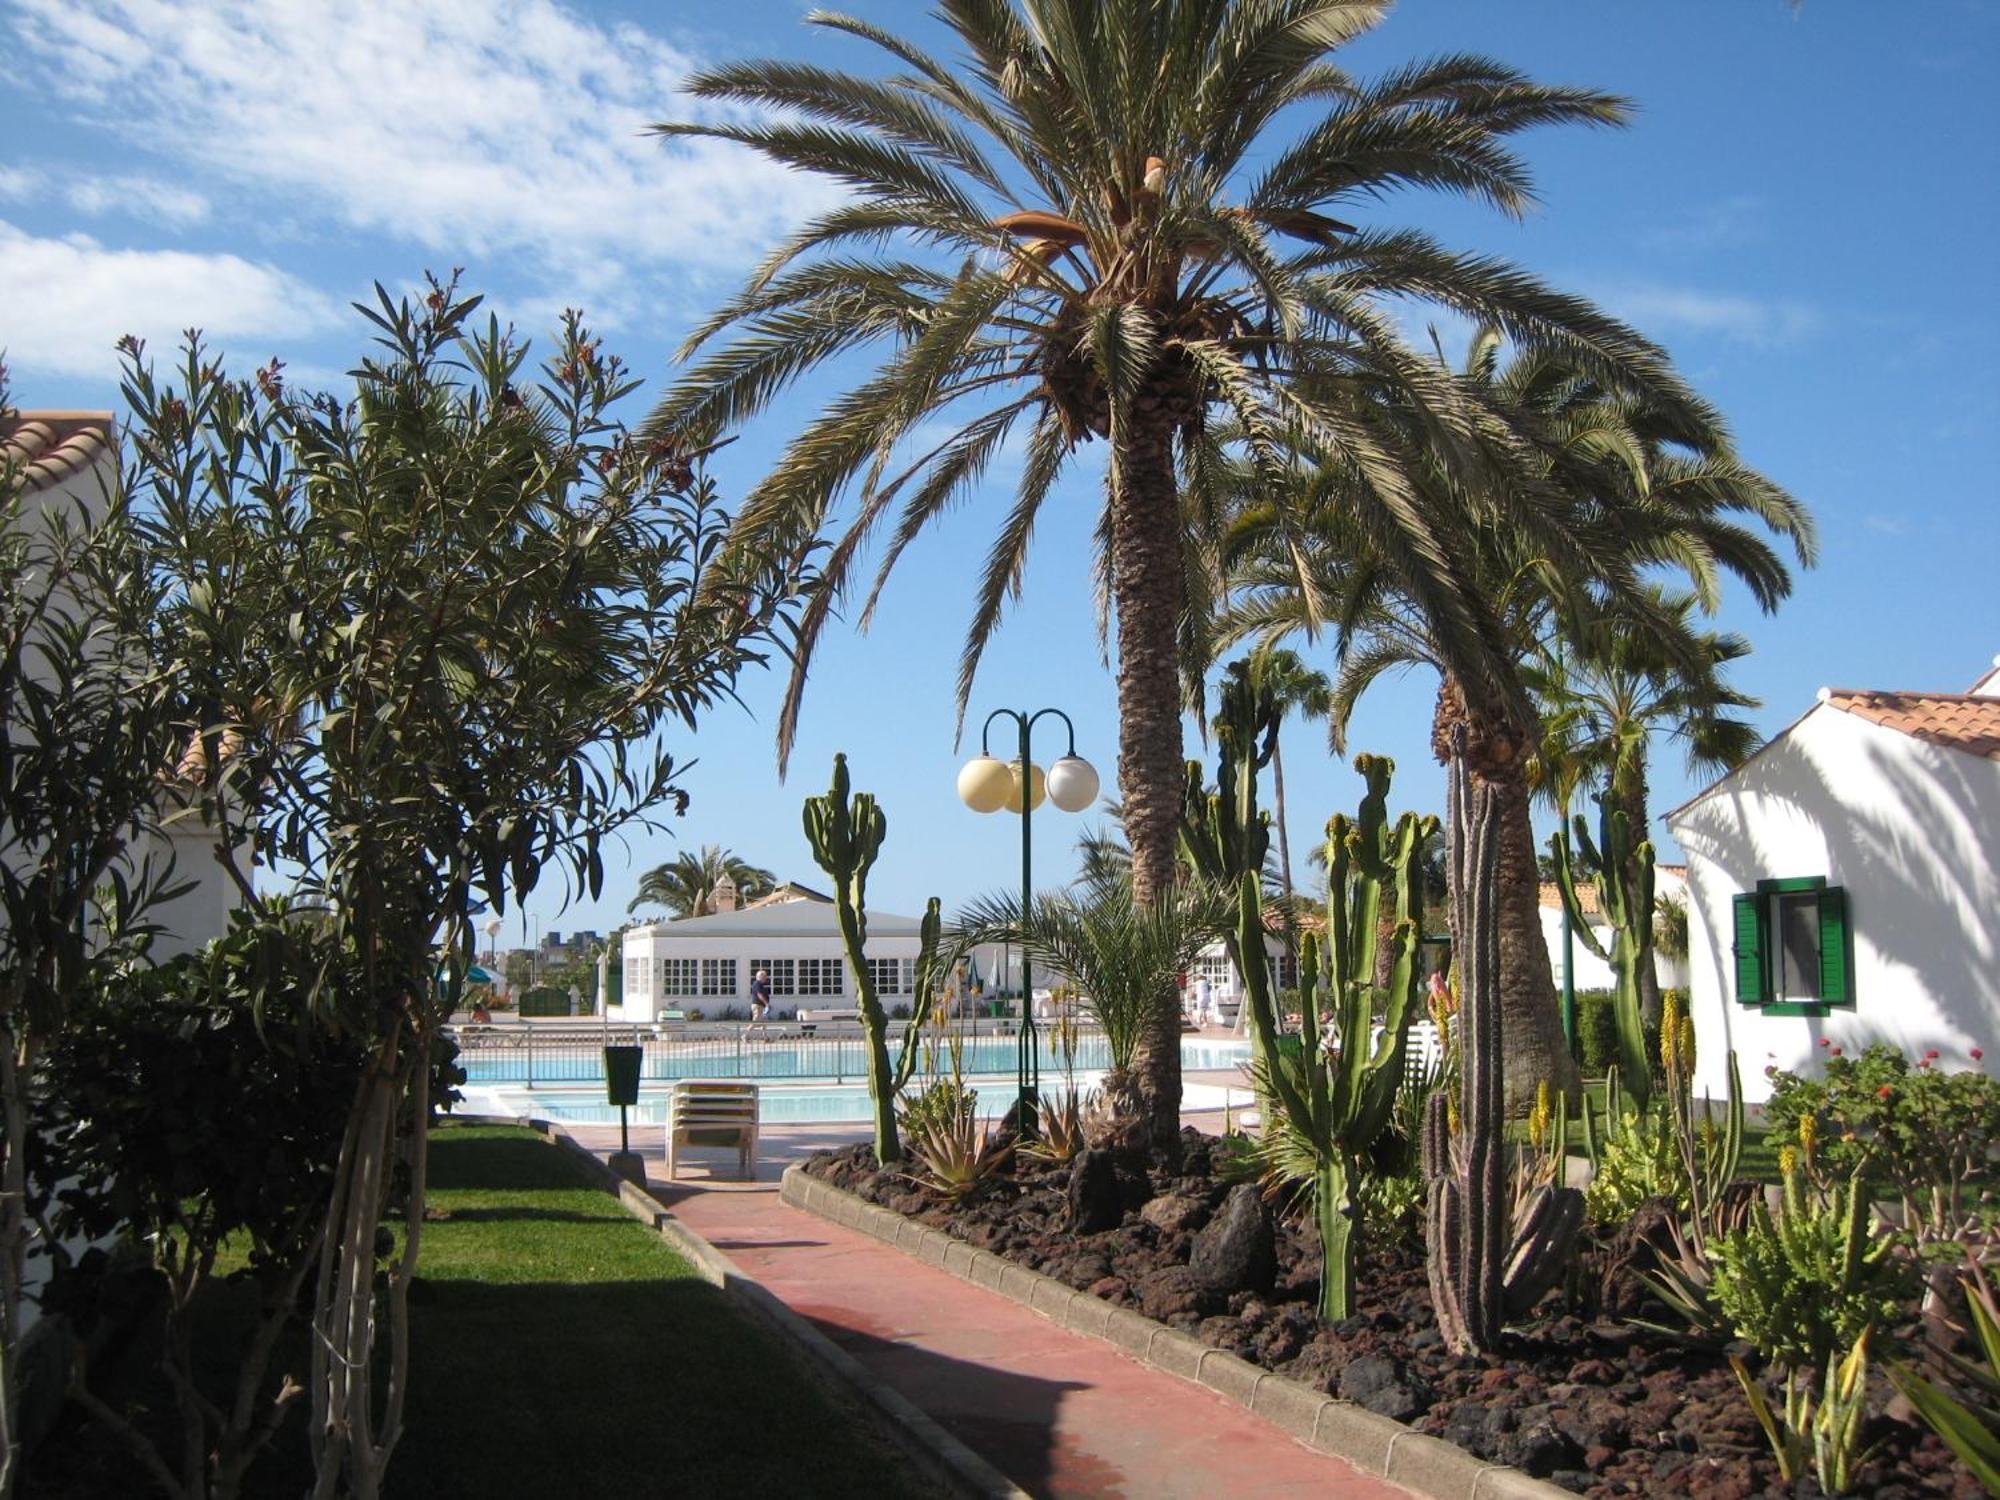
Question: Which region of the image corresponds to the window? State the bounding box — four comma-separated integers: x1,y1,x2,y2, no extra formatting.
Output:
795,957,844,997
623,956,648,1001
1732,877,1851,1013
1266,952,1300,993
700,958,737,997
866,957,915,995
658,958,699,997
749,958,795,996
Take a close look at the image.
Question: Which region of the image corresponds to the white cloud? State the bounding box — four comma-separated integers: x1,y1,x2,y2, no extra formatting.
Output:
6,0,843,301
0,165,36,202
1587,282,1821,347
0,164,209,227
1641,193,1767,255
0,219,338,379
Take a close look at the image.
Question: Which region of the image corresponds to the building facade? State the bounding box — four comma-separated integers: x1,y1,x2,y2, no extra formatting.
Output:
1666,657,2000,1104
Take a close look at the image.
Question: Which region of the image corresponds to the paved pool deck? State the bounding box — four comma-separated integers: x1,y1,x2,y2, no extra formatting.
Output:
554,1078,1409,1500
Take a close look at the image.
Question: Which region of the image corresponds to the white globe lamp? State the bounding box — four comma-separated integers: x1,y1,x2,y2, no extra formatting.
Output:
1004,762,1047,814
1045,755,1099,813
957,753,1013,814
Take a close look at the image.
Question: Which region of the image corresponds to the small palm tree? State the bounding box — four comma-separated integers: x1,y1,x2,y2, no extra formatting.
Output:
628,845,776,917
956,879,1233,1143
1233,647,1331,910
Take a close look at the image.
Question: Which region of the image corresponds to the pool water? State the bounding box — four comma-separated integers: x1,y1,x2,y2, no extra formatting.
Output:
513,1075,1249,1126
459,1033,1251,1086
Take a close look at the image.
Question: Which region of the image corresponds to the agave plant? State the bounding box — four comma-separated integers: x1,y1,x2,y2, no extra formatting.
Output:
1888,1257,2000,1492
956,878,1232,1147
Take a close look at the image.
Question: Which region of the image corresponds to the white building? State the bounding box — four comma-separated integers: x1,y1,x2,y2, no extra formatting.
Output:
616,881,1008,1022
1666,656,2000,1104
3,411,239,960
1537,865,1690,995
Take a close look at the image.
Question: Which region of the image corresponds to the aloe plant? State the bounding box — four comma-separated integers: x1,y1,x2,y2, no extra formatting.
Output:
1888,1259,2000,1493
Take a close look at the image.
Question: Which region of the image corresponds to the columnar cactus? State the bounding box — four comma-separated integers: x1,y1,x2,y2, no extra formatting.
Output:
1549,796,1656,1108
1426,735,1587,1352
1185,683,1435,1318
803,753,904,1163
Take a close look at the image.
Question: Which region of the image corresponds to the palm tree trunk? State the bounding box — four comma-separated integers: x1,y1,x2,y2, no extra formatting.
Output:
1273,738,1295,910
1431,679,1581,1112
1111,409,1187,1157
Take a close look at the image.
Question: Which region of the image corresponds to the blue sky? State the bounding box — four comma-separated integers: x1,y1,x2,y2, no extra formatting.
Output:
4,1,1996,942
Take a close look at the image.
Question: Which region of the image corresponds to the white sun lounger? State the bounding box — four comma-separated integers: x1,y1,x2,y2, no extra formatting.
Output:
665,1079,760,1180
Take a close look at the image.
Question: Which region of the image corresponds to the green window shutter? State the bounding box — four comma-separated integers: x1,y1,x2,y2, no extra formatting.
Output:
1817,886,1852,1004
1732,892,1766,1005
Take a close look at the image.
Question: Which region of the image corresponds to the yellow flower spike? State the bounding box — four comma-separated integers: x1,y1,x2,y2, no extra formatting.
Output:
1779,1144,1800,1180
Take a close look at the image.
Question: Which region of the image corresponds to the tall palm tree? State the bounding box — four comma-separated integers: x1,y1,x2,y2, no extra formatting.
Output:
1217,329,1812,1109
1530,589,1760,1026
646,1,1712,1146
628,845,777,918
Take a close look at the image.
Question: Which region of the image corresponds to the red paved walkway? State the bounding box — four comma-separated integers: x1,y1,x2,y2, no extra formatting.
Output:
648,1162,1410,1500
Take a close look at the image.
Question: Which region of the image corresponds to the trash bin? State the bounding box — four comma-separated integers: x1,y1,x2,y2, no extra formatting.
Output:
604,1044,643,1107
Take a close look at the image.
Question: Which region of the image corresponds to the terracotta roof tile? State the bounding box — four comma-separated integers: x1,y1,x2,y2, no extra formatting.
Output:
1,411,116,494
1822,689,2000,762
1539,881,1600,915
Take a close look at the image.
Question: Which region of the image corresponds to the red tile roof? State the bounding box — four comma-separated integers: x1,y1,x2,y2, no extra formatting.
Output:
1,411,116,493
1822,689,2000,762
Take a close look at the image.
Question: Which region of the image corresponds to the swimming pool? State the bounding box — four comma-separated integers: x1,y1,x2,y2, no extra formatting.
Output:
457,1032,1251,1086
506,1075,1251,1126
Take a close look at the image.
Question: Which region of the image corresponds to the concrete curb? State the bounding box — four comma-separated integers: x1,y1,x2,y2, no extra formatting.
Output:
445,1116,1030,1500
783,1165,1573,1500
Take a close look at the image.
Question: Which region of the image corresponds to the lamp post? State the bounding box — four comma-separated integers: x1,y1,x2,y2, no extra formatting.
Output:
958,708,1099,1135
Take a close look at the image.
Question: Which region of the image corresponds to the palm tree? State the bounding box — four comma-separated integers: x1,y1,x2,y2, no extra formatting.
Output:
955,878,1234,1144
1530,590,1761,1026
1216,330,1811,1109
647,1,1713,1146
628,845,777,917
1234,647,1332,910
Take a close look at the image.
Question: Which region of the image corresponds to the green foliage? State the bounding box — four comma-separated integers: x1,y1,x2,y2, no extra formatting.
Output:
1585,1098,1683,1225
518,985,571,1017
1574,989,1665,1078
1887,1259,2000,1493
1733,1328,1881,1496
1549,797,1655,1107
30,924,461,1499
122,275,809,1496
1763,1042,1999,1244
900,1081,1010,1202
627,845,776,917
1711,1163,1914,1374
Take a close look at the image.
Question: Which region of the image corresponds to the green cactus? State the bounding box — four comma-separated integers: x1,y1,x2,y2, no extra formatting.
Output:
1425,735,1587,1352
803,752,917,1165
1550,797,1657,1108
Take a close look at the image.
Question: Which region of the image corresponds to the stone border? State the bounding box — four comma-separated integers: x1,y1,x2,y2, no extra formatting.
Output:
447,1115,1030,1500
782,1164,1572,1500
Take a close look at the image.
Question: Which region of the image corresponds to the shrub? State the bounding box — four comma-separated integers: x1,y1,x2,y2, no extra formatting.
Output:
1585,1100,1683,1227
1763,1042,1998,1243
1573,988,1668,1077
1710,1159,1915,1373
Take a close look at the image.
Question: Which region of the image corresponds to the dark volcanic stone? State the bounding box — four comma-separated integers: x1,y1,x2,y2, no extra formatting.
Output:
1068,1149,1123,1234
1338,1353,1435,1422
1136,1265,1215,1321
1188,1183,1276,1295
1139,1192,1208,1235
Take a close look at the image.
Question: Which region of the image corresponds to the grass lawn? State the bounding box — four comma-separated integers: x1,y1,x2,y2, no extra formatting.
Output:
30,1124,924,1499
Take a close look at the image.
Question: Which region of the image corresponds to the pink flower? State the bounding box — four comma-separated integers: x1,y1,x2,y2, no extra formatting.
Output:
1830,1046,1843,1057
1974,1049,1986,1061
1920,1058,1933,1069
1818,1037,1831,1048
1926,1049,1940,1060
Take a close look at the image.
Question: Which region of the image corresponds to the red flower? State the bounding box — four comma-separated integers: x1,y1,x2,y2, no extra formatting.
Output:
1975,1049,1986,1061
1830,1046,1843,1057
1818,1037,1831,1048
1926,1049,1940,1060
1920,1058,1933,1069
1877,1085,1893,1099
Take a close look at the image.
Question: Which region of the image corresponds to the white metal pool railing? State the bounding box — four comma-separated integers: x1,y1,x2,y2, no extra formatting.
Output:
444,1016,1052,1088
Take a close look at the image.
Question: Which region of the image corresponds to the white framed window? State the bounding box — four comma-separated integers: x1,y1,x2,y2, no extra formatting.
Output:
1194,953,1233,991
658,958,699,997
866,957,914,995
623,956,649,1000
750,957,796,996
1266,952,1300,992
796,957,844,996
700,957,737,997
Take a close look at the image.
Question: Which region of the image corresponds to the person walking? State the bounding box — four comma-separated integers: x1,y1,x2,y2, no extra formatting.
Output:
748,968,773,1040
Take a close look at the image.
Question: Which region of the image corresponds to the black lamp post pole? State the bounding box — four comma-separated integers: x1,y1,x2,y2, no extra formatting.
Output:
980,706,1079,1138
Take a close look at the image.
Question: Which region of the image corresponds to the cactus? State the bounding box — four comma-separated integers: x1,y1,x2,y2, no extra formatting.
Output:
804,753,914,1164
1182,670,1436,1319
1425,734,1587,1352
1549,796,1656,1108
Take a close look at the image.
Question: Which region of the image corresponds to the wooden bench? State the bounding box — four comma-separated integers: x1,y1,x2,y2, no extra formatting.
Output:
665,1080,759,1180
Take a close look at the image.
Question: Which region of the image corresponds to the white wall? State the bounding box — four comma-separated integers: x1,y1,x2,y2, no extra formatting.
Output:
1538,866,1691,997
1669,703,2000,1103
